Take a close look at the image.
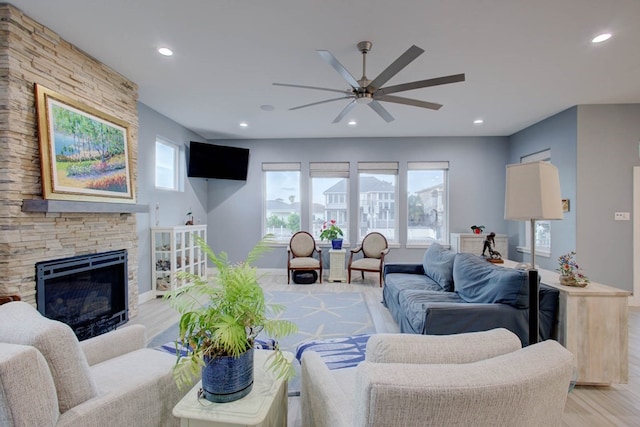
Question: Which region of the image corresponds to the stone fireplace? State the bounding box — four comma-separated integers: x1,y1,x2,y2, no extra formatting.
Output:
0,4,141,317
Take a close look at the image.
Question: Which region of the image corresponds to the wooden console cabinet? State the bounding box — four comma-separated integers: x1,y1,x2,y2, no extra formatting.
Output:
504,260,630,385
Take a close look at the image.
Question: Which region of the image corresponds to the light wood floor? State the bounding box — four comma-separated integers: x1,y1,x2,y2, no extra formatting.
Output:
131,270,640,426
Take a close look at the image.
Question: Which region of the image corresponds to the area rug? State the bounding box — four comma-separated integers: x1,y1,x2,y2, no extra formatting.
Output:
151,289,376,396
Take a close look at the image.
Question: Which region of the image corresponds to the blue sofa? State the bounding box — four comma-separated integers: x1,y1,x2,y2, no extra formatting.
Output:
382,243,559,346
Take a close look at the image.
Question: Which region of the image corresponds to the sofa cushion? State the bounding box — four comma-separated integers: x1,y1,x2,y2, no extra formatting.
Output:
422,243,457,291
399,289,465,333
453,253,529,308
383,273,442,306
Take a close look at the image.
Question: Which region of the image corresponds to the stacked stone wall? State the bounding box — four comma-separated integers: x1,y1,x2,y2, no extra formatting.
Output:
0,4,140,316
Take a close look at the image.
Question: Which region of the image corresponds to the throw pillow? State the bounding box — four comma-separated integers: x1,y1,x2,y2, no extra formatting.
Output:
422,243,457,291
453,253,529,308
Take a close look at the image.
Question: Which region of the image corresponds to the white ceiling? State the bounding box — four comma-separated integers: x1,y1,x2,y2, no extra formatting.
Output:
9,0,640,140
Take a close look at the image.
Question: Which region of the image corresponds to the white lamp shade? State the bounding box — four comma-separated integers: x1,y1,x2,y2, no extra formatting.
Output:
505,162,563,220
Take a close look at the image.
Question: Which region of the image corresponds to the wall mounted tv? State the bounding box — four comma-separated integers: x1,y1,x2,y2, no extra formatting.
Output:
187,141,250,181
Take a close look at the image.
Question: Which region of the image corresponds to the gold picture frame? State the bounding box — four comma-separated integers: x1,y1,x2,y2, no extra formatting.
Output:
562,199,570,212
34,84,135,203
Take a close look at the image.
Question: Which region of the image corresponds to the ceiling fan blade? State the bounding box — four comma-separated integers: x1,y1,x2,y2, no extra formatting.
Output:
368,100,395,122
367,45,425,92
331,100,357,124
377,73,466,96
317,50,361,88
289,96,354,111
376,94,442,110
273,83,350,95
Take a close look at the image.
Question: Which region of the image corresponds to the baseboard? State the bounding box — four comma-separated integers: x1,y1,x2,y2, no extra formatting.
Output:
138,290,155,305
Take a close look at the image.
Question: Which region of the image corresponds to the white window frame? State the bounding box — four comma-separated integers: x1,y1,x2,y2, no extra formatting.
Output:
406,161,449,246
517,150,552,258
357,162,399,243
155,137,182,191
262,163,301,243
309,162,350,244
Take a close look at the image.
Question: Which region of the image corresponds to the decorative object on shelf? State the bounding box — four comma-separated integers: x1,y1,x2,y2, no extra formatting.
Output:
558,251,589,287
34,84,134,203
185,208,194,225
164,235,297,403
482,232,504,263
319,219,344,243
470,225,485,234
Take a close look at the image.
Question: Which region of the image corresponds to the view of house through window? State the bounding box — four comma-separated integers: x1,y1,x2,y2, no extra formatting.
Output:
407,162,448,244
310,162,349,242
155,138,180,190
358,162,398,242
263,163,301,242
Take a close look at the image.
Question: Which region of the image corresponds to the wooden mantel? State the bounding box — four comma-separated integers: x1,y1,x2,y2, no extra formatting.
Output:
22,199,149,214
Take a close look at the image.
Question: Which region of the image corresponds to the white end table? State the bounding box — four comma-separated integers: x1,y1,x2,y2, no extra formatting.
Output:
328,249,347,282
173,350,293,427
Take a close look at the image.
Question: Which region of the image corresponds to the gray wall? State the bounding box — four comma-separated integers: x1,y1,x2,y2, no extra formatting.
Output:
507,107,578,271
206,136,510,268
577,104,640,291
136,103,209,294
508,104,640,292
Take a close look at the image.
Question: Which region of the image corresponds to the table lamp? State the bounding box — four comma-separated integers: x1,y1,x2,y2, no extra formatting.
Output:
505,161,563,344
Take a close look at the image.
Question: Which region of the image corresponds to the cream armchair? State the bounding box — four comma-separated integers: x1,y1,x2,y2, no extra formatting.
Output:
301,329,574,427
0,301,186,426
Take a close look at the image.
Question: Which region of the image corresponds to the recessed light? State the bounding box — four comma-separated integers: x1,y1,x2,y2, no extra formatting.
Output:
347,120,357,126
239,122,249,128
158,47,173,56
592,33,612,44
473,119,484,125
260,104,275,111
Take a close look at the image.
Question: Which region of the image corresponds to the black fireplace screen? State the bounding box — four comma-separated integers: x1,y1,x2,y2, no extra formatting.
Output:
36,250,128,340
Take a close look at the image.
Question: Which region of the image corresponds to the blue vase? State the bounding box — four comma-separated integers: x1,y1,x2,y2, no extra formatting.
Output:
201,348,254,403
331,239,343,250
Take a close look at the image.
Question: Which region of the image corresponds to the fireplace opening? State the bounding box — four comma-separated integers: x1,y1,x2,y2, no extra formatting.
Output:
36,250,128,340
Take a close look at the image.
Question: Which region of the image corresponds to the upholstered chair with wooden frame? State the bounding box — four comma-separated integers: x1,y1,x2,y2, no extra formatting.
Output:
287,231,322,284
348,232,389,286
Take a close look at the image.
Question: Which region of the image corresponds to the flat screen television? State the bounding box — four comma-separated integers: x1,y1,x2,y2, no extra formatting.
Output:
187,141,250,181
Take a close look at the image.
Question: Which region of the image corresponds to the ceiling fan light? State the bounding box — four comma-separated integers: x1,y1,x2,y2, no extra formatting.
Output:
355,94,373,105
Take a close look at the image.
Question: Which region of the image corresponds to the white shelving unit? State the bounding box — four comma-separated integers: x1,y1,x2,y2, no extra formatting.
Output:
151,225,207,297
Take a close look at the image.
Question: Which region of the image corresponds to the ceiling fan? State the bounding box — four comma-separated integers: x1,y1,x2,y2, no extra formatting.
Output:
273,41,465,123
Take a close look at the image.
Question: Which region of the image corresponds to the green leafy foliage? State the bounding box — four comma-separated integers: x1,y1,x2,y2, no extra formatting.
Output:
164,235,298,389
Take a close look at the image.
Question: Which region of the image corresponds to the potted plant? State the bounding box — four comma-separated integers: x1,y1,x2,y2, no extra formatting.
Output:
164,235,298,402
319,219,344,249
470,225,485,234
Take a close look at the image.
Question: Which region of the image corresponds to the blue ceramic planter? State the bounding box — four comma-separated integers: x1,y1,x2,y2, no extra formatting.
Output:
201,348,254,403
331,239,343,250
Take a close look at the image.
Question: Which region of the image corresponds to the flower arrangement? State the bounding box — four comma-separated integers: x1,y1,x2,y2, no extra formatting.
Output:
319,219,343,241
557,251,589,287
470,225,485,234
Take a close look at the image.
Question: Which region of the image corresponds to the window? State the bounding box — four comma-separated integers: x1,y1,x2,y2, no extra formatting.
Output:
263,163,301,242
155,138,180,190
358,162,398,242
310,162,349,242
520,150,552,257
407,162,449,245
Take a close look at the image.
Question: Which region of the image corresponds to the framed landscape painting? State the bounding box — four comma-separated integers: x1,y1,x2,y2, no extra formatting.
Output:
35,84,135,203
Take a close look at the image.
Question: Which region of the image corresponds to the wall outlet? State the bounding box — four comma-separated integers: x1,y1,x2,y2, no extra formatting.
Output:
614,212,630,221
